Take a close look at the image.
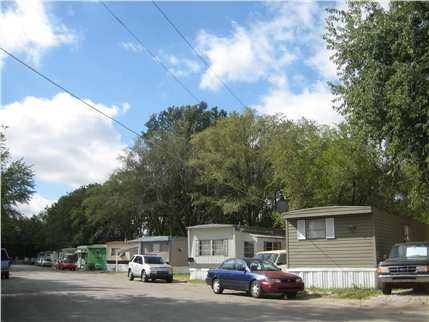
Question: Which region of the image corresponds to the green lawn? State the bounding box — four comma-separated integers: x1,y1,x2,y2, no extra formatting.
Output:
303,287,382,299
173,274,205,284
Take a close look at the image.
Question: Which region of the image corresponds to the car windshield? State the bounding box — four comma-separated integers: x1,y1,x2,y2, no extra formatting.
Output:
245,259,280,271
144,256,164,264
389,244,429,258
255,253,278,263
1,250,8,261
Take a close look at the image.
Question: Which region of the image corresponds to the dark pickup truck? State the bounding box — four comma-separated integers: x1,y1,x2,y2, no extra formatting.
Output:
377,242,429,295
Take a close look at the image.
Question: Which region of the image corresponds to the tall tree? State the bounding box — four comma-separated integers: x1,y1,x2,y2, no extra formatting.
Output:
190,109,278,226
325,2,429,212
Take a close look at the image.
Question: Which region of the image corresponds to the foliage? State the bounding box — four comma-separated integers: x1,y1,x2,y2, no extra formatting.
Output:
325,2,429,217
304,288,382,299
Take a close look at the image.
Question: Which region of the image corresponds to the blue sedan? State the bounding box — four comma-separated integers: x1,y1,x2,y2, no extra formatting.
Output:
206,258,304,299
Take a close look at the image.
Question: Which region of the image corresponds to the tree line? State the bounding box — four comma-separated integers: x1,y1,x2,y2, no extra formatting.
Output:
1,2,428,257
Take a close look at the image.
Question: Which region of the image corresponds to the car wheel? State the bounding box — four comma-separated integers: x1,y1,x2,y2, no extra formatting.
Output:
212,278,224,294
128,269,134,281
286,292,297,299
382,287,392,295
250,281,263,298
5,273,9,279
142,270,149,282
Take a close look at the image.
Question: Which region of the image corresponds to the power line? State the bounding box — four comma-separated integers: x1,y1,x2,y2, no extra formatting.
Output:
1,47,266,204
0,47,141,137
151,1,247,109
100,1,202,104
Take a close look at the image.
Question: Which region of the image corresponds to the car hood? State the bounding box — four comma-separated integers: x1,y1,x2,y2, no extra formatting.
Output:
380,257,429,266
254,271,298,279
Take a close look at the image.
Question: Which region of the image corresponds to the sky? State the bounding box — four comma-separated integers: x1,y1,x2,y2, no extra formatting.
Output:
0,0,351,216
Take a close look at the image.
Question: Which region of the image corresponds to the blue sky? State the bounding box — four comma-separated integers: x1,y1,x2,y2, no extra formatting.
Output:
1,0,347,216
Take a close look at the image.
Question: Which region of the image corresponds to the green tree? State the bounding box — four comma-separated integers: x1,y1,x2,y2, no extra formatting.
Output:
325,2,429,200
190,109,278,226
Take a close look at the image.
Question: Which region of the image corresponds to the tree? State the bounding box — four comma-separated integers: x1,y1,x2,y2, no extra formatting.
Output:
1,130,35,217
325,2,429,192
190,109,278,226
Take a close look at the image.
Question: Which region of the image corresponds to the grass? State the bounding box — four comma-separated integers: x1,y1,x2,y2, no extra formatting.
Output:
304,287,382,299
173,274,205,284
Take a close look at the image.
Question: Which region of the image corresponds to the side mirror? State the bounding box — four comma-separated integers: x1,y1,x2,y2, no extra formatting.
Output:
166,261,170,265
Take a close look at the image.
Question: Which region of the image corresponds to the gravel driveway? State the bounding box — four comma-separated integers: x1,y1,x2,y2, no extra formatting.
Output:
2,265,428,322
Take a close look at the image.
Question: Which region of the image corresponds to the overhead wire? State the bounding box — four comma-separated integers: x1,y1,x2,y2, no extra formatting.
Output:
1,48,267,204
151,1,247,109
100,1,202,104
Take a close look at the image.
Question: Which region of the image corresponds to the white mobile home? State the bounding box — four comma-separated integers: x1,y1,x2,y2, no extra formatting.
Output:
187,224,285,280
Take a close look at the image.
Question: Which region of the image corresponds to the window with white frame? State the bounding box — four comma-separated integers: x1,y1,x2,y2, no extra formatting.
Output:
307,218,326,239
110,248,120,256
264,241,282,251
212,240,227,256
244,242,255,258
297,217,335,240
199,240,211,256
198,239,227,256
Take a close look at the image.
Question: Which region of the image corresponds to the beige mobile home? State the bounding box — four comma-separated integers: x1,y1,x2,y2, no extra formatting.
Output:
134,236,188,273
105,240,138,272
283,206,429,288
187,224,285,280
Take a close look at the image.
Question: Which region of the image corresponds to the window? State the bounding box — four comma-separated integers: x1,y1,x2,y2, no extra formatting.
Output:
307,218,325,239
133,256,142,264
297,218,335,240
277,253,287,266
199,240,211,256
234,259,246,271
244,242,255,258
198,239,227,256
220,259,235,270
264,241,282,251
212,240,227,256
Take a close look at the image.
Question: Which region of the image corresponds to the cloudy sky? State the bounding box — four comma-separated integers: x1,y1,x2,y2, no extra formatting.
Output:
1,0,346,216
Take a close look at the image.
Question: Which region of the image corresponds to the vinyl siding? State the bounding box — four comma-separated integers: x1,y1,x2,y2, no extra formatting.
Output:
287,214,376,268
373,210,429,260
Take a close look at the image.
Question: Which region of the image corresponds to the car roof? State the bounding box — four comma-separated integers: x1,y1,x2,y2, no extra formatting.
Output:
256,250,286,255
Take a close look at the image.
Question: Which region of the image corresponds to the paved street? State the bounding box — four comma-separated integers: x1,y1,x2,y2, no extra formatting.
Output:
1,265,429,322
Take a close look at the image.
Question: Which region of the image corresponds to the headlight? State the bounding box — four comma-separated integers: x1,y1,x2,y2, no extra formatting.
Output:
296,277,302,283
377,266,388,273
416,265,429,273
267,278,281,283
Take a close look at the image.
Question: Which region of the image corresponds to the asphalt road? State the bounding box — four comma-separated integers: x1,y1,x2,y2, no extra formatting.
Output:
2,265,428,322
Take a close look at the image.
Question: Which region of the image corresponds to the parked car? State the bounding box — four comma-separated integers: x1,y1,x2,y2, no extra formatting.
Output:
1,248,11,279
206,258,304,299
255,250,287,271
128,255,173,282
41,256,53,267
55,257,77,271
377,242,429,295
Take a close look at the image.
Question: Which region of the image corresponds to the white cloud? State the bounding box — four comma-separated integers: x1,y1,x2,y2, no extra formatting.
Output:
0,0,76,66
0,93,128,188
165,54,201,78
256,81,343,125
306,48,338,80
119,41,144,53
16,194,54,217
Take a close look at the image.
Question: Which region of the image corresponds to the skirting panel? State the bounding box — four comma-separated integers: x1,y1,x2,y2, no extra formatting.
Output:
288,268,377,288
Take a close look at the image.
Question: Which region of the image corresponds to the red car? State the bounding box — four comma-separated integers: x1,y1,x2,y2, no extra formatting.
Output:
56,258,77,271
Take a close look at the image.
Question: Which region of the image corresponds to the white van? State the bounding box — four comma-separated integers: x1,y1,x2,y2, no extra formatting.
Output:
255,250,287,271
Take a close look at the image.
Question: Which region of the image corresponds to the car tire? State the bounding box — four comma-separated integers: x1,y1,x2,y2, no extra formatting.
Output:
5,272,9,279
382,287,392,295
212,278,224,294
128,269,134,281
286,292,297,299
142,270,149,282
250,281,263,298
